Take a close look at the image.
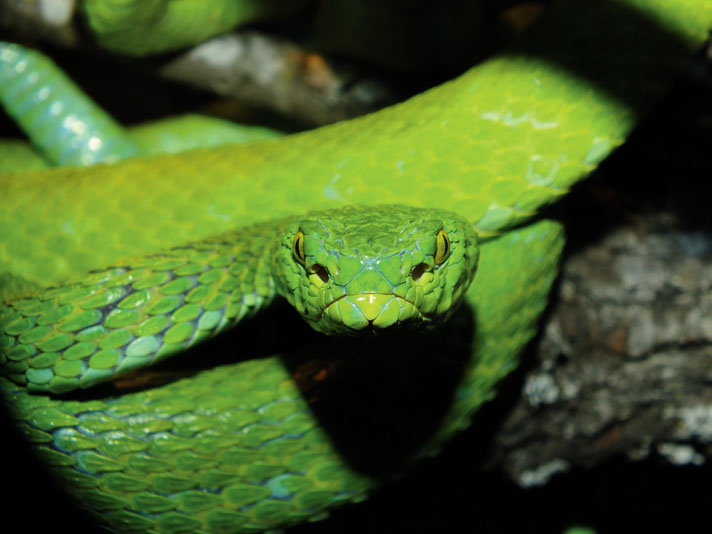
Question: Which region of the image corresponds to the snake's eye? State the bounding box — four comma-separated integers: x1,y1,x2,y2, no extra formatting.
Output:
434,229,450,265
293,230,306,265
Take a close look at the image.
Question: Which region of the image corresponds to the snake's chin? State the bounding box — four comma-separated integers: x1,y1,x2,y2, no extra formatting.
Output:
315,292,425,335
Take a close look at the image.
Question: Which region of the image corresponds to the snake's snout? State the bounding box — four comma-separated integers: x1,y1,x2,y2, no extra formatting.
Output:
320,293,422,334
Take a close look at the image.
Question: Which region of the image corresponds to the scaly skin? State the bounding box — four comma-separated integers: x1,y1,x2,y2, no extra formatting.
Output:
1,0,711,532
271,206,480,334
82,0,312,56
0,112,283,173
1,219,563,533
2,1,710,287
2,205,480,393
0,41,139,166
0,41,283,171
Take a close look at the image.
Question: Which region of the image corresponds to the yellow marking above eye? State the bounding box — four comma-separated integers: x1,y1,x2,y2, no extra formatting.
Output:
293,230,306,265
434,229,450,264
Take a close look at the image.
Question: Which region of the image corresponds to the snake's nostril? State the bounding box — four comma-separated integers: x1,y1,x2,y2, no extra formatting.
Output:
411,262,428,281
311,264,330,283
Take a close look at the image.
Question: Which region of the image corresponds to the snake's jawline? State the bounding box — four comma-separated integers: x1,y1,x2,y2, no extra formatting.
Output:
322,293,423,325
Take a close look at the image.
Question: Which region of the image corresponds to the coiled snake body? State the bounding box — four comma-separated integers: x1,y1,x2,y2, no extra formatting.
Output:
1,1,711,532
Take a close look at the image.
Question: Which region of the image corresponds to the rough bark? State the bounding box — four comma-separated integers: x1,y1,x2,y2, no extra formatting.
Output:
159,32,398,126
488,44,712,489
0,1,398,126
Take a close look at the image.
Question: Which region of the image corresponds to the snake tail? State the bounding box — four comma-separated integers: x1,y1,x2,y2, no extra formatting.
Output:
0,41,138,166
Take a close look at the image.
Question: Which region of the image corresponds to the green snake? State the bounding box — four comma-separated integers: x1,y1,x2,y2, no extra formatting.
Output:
1,1,711,532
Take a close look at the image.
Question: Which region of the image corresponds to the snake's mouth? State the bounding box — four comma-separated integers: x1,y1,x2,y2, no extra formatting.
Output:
321,293,424,331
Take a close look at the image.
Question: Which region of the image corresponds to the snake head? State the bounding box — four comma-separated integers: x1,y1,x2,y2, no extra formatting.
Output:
272,205,479,335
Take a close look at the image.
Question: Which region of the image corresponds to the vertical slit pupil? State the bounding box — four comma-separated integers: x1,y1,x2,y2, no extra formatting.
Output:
436,230,449,263
294,232,305,263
